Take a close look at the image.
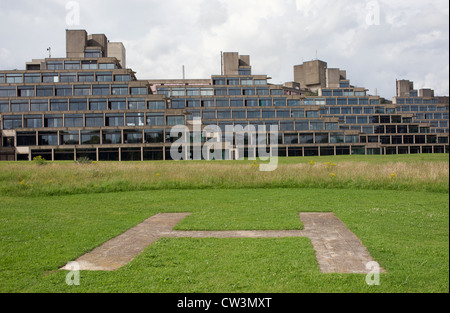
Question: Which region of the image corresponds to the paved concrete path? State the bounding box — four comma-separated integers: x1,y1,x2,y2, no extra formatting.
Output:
62,213,384,274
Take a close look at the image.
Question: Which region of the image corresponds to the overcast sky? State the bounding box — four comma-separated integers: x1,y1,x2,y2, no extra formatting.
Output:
0,0,448,99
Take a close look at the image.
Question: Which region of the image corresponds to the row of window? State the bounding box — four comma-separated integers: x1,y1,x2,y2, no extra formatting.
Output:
16,129,166,146
15,129,447,148
396,98,439,105
2,113,184,129
0,72,130,85
212,77,264,86
46,60,114,70
321,89,365,97
0,99,165,113
0,84,146,98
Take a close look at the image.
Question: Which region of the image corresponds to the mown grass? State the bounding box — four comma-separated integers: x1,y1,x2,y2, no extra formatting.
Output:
0,188,448,293
0,154,448,196
0,154,448,293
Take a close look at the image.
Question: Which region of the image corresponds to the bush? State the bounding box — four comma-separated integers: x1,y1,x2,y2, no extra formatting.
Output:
33,156,47,166
75,157,93,164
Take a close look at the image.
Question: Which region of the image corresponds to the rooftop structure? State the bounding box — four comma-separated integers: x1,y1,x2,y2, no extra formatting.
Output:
0,30,448,161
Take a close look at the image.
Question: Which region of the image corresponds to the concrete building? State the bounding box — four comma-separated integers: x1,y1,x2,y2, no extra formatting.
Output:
0,30,448,161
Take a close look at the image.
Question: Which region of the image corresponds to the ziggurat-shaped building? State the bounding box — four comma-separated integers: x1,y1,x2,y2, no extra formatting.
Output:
0,30,448,161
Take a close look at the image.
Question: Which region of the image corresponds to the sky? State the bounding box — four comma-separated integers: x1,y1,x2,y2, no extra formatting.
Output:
0,0,448,99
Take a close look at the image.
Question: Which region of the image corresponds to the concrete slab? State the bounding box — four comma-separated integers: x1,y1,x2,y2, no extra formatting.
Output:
61,212,384,274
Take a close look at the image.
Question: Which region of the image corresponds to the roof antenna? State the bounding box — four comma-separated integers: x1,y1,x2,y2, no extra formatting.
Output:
47,47,51,58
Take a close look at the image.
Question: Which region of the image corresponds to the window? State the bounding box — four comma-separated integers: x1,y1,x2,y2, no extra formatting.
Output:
38,132,58,145
213,78,226,85
3,116,22,129
145,130,164,143
109,99,127,110
201,88,214,96
229,88,241,96
306,111,318,118
0,74,4,84
74,85,91,96
96,72,113,82
148,101,165,110
288,100,300,106
64,114,83,127
46,62,63,70
325,123,338,130
217,110,231,119
78,72,95,82
24,115,42,128
24,74,41,83
11,100,29,112
276,110,290,118
147,113,164,126
230,99,244,107
85,114,104,127
42,73,58,83
170,99,185,109
30,100,49,112
345,135,359,144
215,88,227,96
202,111,216,119
60,131,79,145
257,88,270,96
128,98,146,110
114,75,130,82
82,60,97,70
123,130,143,144
330,133,344,143
299,133,313,144
111,85,128,96
280,122,294,131
44,115,63,128
273,98,286,106
259,99,272,107
245,99,258,107
227,78,239,85
232,110,246,119
291,109,304,118
81,131,101,144
60,73,77,83
254,79,266,85
92,85,110,96
262,109,275,119
130,87,148,95
187,99,201,108
102,130,121,144
50,100,68,111
239,69,251,76
55,85,72,97
105,114,124,127
17,132,37,146
126,113,145,126
285,134,299,144
0,87,16,97
64,61,80,70
310,121,324,130
98,63,115,70
216,99,229,107
315,133,329,144
89,99,107,111
167,116,185,126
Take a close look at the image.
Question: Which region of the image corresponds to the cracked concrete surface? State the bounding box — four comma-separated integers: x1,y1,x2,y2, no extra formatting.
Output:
61,212,384,274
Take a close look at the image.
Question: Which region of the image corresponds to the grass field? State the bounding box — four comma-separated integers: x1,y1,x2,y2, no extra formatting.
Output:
0,154,448,293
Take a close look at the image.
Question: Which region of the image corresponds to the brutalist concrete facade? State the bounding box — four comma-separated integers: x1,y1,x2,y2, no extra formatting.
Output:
0,30,448,161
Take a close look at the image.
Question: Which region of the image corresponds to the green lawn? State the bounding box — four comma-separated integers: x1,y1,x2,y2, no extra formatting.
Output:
0,188,448,293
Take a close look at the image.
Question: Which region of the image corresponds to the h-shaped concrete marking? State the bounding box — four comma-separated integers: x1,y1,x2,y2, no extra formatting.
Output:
62,213,385,274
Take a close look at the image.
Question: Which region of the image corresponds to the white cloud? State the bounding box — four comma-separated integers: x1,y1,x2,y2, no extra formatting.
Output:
0,0,448,98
